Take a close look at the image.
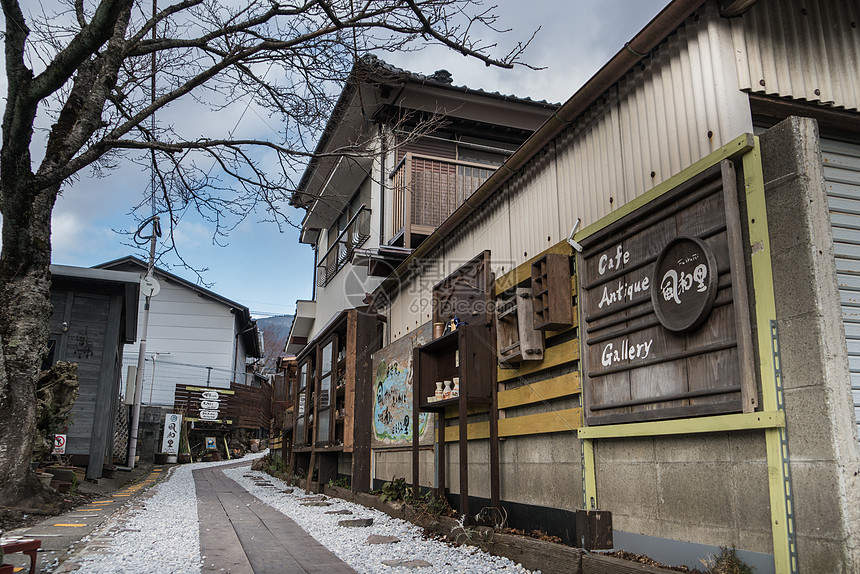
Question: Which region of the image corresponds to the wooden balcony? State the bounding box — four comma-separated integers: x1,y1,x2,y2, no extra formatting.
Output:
389,153,497,248
317,205,371,287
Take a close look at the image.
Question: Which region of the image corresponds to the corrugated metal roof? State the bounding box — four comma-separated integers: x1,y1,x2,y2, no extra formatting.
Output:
732,0,860,112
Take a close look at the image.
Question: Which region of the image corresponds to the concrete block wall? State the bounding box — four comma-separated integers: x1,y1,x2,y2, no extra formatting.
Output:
436,433,582,512
373,447,434,488
594,432,771,553
760,116,860,572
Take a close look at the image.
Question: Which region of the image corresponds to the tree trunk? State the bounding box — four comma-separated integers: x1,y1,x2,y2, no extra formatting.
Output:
0,175,62,511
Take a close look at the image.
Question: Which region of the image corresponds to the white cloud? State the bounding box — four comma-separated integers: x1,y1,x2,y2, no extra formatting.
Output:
50,211,125,265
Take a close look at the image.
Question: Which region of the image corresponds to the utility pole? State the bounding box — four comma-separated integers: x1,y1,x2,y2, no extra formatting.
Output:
127,216,160,469
127,0,159,470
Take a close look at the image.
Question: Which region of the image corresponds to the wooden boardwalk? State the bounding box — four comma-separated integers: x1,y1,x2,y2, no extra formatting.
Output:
194,462,357,574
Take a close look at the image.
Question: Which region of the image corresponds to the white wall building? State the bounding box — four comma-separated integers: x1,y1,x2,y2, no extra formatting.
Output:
97,256,261,406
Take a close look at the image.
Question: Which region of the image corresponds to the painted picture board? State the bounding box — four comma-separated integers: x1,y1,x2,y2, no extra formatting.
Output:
372,322,433,448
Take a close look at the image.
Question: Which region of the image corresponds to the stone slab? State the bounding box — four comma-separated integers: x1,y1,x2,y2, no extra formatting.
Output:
381,559,432,569
338,518,374,528
367,535,400,544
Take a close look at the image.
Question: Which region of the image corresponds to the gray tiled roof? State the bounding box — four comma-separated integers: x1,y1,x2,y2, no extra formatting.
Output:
360,54,559,108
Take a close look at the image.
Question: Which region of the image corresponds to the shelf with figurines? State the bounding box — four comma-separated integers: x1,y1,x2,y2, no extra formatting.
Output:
414,320,494,412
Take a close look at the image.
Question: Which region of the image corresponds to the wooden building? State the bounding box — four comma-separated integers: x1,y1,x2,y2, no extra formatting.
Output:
286,56,557,490
270,356,298,462
291,309,381,490
48,265,140,480
357,1,860,572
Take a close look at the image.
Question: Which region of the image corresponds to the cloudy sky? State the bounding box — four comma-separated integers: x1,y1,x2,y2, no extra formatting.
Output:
9,0,668,317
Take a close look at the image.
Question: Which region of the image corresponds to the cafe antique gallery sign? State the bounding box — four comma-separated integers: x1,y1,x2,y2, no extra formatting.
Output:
577,161,756,425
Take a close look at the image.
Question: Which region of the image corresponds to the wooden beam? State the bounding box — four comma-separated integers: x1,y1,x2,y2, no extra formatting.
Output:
582,439,597,510
577,410,784,439
442,407,582,441
497,338,580,382
185,386,236,395
743,138,796,574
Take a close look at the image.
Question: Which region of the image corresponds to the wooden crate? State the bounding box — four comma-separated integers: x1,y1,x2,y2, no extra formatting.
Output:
496,287,544,367
531,253,573,331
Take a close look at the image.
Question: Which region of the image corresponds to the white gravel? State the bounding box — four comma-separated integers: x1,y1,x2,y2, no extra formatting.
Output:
66,452,537,574
67,454,265,574
222,466,537,574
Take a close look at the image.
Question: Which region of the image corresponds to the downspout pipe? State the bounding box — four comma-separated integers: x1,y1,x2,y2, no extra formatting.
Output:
375,0,707,298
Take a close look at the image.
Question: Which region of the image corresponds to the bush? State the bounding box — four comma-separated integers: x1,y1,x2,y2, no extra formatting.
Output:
328,476,351,488
412,490,453,518
379,476,411,503
703,546,753,574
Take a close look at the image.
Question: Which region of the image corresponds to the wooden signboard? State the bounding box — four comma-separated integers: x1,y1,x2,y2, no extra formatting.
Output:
432,250,494,327
174,385,235,424
577,161,756,425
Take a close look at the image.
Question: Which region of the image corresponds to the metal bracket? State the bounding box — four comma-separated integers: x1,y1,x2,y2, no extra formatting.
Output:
567,219,583,253
770,320,798,574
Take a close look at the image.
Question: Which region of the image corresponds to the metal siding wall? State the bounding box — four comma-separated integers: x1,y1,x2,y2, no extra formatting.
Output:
508,149,561,261
444,186,514,276
823,138,860,441
469,188,514,276
732,0,860,112
385,2,755,338
554,3,751,232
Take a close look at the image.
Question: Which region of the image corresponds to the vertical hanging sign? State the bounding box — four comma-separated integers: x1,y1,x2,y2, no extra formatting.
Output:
161,413,181,454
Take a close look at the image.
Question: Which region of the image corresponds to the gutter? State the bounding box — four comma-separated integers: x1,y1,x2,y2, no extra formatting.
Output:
373,0,708,299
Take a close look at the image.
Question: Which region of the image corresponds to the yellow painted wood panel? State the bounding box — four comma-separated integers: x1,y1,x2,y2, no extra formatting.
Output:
442,407,582,441
497,338,580,382
444,403,489,418
576,410,784,439
443,372,580,419
497,372,581,409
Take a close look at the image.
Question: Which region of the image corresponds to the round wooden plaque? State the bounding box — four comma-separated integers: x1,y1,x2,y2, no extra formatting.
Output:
651,236,718,332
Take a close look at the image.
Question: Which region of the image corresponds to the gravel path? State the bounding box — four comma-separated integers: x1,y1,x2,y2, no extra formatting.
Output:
66,455,265,574
223,467,536,574
65,452,537,573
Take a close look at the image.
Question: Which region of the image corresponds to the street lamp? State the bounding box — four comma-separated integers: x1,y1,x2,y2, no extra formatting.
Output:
147,351,171,404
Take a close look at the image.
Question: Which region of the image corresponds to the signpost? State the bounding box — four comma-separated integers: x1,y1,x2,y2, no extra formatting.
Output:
172,386,234,424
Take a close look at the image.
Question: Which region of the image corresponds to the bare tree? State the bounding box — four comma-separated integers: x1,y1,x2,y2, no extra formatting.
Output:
0,0,532,509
